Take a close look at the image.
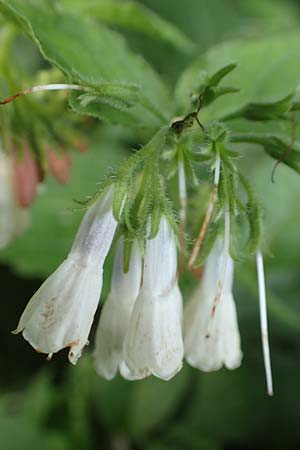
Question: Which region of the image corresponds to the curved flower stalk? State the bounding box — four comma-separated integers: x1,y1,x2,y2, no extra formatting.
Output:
184,237,242,371
94,238,142,380
14,186,117,364
0,148,29,249
122,217,184,381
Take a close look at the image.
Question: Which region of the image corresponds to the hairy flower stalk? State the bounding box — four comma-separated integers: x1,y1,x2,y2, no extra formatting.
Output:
122,217,184,380
188,150,221,269
94,238,142,379
14,186,118,364
256,250,274,396
0,83,87,105
184,233,242,371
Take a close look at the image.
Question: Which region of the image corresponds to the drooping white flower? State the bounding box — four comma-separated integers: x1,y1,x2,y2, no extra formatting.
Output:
14,186,118,364
94,238,142,380
184,238,242,371
0,149,28,249
122,217,184,381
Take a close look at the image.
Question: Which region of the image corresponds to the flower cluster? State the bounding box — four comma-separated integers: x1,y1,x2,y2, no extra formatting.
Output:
14,183,246,382
9,68,274,394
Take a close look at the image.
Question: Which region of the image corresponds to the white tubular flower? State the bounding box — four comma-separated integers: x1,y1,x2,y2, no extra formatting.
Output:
122,217,184,381
94,238,142,380
184,238,242,372
14,186,117,364
0,149,28,249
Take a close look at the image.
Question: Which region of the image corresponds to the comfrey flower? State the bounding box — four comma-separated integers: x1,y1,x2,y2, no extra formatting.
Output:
184,237,242,371
14,186,117,364
122,217,184,381
0,148,28,249
94,238,142,380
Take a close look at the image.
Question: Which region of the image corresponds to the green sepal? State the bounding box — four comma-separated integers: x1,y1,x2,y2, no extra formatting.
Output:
218,145,237,173
72,175,115,211
206,122,229,143
184,145,212,163
238,173,263,254
178,144,199,188
183,155,199,188
113,179,129,221
122,238,134,274
148,207,163,239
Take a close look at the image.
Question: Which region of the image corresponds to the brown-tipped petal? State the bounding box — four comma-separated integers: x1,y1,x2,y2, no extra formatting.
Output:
13,144,39,208
73,138,89,153
47,148,72,184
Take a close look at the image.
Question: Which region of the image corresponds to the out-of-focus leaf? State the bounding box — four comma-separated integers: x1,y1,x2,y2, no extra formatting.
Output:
0,372,69,450
93,375,134,432
60,0,194,53
0,0,171,136
127,366,190,438
22,371,58,425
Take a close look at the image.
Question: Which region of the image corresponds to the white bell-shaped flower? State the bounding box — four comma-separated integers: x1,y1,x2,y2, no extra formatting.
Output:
0,149,28,248
94,238,142,379
184,238,242,371
14,186,117,364
122,217,184,381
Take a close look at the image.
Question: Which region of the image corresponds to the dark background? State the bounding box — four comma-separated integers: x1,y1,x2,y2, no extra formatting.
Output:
1,1,300,449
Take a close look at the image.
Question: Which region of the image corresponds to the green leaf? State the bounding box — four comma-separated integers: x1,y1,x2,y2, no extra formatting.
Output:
175,33,300,123
0,0,171,137
223,93,295,121
208,63,238,87
60,0,194,53
231,133,300,174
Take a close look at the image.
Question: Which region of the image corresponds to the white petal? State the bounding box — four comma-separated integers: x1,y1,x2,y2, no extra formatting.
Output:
15,257,102,364
123,286,184,381
69,186,117,268
143,217,177,295
94,240,142,379
184,238,242,372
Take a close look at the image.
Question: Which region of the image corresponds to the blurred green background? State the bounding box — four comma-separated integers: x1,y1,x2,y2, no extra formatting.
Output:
1,0,300,449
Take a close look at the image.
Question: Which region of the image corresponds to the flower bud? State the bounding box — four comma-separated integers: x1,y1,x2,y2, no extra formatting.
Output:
0,148,28,248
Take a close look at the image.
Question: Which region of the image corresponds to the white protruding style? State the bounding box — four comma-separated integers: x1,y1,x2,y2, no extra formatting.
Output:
94,239,142,379
14,186,117,364
256,250,274,396
122,217,184,381
184,238,242,371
